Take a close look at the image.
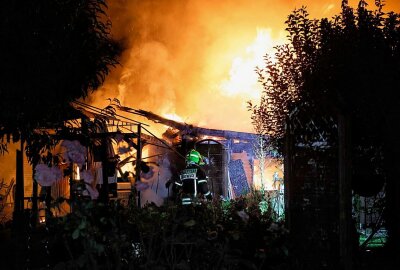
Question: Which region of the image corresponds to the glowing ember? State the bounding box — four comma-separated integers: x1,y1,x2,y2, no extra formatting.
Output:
162,113,185,123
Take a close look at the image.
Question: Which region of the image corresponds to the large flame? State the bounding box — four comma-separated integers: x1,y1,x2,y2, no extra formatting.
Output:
87,0,400,133
253,158,284,191
220,28,279,100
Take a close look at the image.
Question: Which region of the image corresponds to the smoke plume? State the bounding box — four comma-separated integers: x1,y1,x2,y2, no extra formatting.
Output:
89,0,400,133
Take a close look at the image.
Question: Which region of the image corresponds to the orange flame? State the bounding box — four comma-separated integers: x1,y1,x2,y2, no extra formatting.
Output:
220,28,278,99
88,0,400,133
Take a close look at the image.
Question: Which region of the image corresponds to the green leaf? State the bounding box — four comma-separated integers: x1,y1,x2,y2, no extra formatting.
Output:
78,220,86,230
282,246,289,256
77,255,86,268
183,219,196,227
72,228,80,239
231,231,240,240
95,243,105,254
100,217,107,224
53,262,66,270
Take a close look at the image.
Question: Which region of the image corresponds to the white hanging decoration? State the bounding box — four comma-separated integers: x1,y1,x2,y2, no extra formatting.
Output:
80,169,94,184
34,164,62,187
61,140,87,168
85,185,99,200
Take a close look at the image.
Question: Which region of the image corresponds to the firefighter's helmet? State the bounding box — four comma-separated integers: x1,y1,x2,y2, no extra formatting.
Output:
186,149,204,165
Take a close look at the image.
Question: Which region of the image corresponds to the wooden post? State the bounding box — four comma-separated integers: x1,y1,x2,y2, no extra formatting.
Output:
338,113,352,270
284,120,292,229
222,146,229,198
13,142,24,230
383,128,400,263
69,164,74,213
100,142,109,203
31,165,38,227
136,124,142,207
45,186,52,219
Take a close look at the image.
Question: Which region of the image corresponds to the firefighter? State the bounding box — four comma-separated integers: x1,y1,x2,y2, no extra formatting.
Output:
174,149,212,205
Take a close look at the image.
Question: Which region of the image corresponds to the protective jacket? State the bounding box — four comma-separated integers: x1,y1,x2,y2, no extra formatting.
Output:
175,163,212,205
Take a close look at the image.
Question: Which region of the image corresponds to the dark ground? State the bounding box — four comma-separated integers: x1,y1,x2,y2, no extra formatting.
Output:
0,225,398,270
353,248,398,270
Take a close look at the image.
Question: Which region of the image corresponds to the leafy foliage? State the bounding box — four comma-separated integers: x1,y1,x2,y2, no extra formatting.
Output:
48,195,289,270
0,0,120,158
250,0,400,153
249,0,400,252
49,200,132,269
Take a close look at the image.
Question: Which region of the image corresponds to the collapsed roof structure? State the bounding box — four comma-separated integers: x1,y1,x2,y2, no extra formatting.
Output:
72,101,264,201
67,100,283,205
5,101,283,227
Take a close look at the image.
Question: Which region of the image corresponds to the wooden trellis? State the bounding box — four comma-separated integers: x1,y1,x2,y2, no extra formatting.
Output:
284,107,352,269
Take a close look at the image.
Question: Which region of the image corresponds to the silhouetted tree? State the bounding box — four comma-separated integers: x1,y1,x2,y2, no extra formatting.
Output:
250,0,400,252
0,0,120,162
